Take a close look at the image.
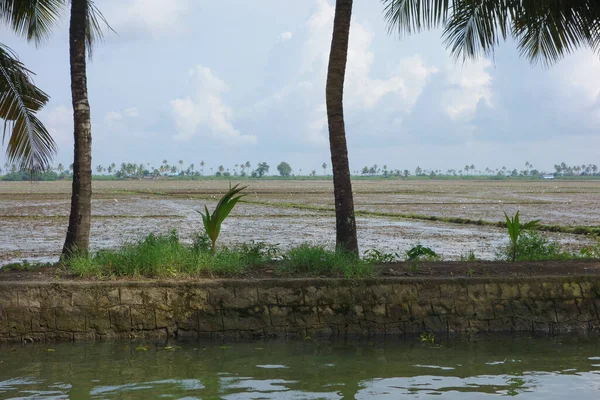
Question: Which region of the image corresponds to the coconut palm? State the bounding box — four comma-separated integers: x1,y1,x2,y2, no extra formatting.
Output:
62,0,110,258
324,0,600,254
0,1,62,172
325,0,359,253
381,0,600,66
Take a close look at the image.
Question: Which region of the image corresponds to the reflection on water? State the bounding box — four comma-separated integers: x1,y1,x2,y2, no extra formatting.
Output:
1,335,600,399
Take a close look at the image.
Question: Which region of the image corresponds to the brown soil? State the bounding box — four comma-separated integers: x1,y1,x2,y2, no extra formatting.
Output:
1,260,599,282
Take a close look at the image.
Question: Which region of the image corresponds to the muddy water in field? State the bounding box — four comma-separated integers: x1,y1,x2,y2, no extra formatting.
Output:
0,180,597,265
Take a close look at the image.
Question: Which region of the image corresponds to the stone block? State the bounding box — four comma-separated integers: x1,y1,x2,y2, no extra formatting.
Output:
0,290,19,308
350,285,378,305
277,287,304,306
155,309,174,330
447,316,468,333
256,286,279,304
198,307,223,332
294,306,320,327
471,301,496,320
389,284,418,303
386,303,411,322
370,285,397,303
56,307,86,332
269,305,296,326
303,286,336,306
142,288,168,309
40,287,72,308
188,288,210,310
576,299,598,321
208,287,237,308
363,304,388,323
335,286,354,305
384,323,405,336
554,300,579,323
18,289,41,308
131,306,156,330
172,308,199,331
519,282,544,299
343,305,365,324
512,317,533,332
120,288,144,305
166,289,189,309
409,300,432,319
431,298,455,315
454,300,475,317
7,308,32,334
541,282,560,299
31,308,56,332
317,306,345,325
561,282,582,299
416,283,441,299
466,284,486,302
222,307,269,331
85,308,111,334
578,281,594,299
233,286,259,308
440,284,467,300
109,305,131,331
422,315,447,332
498,284,520,300
492,301,513,318
484,283,500,299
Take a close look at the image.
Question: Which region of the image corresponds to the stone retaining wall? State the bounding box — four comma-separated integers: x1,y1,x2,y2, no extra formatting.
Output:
1,276,600,342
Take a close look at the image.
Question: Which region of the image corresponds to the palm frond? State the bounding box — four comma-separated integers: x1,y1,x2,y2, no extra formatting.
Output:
0,0,65,45
0,44,56,171
84,0,114,58
383,0,600,66
382,0,451,36
442,0,510,61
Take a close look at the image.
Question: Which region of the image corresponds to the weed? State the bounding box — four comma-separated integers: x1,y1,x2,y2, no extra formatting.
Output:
504,211,539,262
466,268,474,277
363,249,400,263
406,245,440,261
460,250,478,262
280,244,373,278
419,332,435,344
198,183,246,252
497,231,570,262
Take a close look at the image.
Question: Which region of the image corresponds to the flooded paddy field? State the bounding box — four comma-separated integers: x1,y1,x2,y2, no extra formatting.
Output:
0,179,598,265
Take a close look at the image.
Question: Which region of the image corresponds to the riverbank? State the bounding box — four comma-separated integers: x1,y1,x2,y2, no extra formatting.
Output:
2,262,600,342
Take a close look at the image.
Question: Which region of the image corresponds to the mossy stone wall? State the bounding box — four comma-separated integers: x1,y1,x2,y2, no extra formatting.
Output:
1,276,600,342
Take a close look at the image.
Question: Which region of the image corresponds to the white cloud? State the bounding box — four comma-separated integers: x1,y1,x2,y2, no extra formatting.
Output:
171,65,257,144
104,111,123,122
105,107,139,123
279,31,293,43
103,0,191,37
123,107,140,117
40,105,73,152
443,59,493,119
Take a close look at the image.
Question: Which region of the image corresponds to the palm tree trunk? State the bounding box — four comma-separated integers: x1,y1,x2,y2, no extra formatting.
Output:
326,0,358,254
62,0,92,257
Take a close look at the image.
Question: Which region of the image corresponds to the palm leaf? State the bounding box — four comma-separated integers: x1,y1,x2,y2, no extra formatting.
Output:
0,44,56,171
84,0,115,58
382,0,600,66
0,0,65,45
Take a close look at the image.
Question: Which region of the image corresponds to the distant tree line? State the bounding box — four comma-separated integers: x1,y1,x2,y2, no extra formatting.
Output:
1,160,599,181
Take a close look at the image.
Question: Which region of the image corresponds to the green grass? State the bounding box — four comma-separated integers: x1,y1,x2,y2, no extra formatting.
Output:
66,231,373,278
496,232,600,262
280,244,373,278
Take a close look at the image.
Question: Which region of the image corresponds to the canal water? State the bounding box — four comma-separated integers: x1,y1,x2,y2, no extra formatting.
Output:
1,335,599,399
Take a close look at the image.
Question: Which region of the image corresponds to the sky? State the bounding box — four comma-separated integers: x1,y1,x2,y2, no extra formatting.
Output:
2,0,600,175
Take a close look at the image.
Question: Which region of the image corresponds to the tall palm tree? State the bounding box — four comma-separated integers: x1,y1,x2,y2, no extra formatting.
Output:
325,0,600,254
62,0,109,257
0,1,62,172
326,0,358,253
382,0,600,66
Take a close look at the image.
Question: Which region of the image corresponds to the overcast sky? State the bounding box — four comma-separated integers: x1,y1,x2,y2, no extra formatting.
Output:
2,0,599,174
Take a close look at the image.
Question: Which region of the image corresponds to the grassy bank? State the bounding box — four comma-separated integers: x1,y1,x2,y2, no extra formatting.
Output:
67,231,372,278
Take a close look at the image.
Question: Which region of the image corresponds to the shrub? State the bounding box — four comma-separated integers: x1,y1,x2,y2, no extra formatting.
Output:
280,244,372,278
497,231,569,262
